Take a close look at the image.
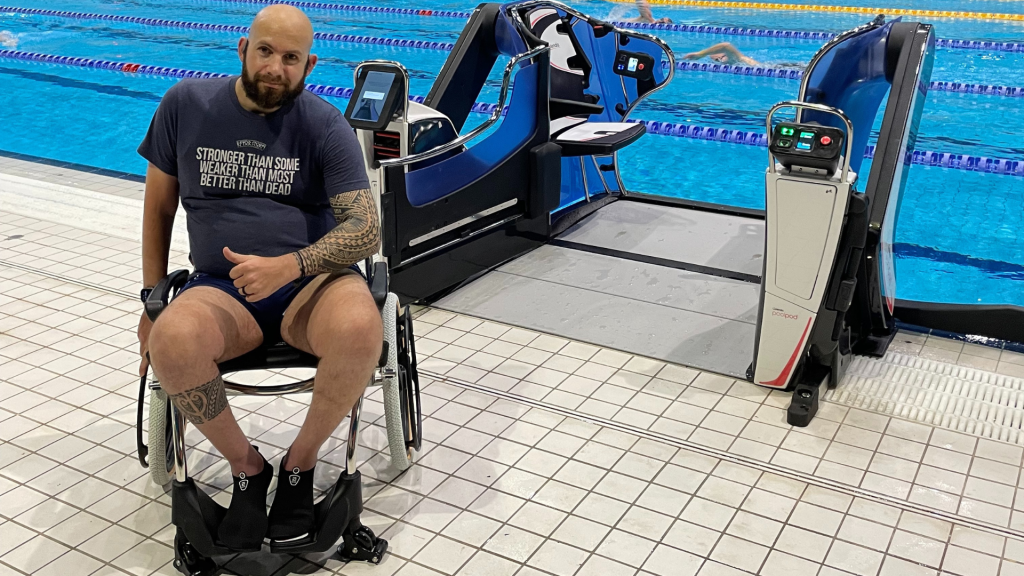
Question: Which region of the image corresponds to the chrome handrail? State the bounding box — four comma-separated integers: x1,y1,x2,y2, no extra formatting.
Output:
767,101,855,183
505,0,676,120
377,45,550,168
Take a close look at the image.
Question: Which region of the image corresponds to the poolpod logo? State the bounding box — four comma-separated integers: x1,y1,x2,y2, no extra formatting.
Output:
236,139,266,151
771,308,799,320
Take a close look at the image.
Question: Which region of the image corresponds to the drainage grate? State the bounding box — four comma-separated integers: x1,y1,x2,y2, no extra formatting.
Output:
827,352,1024,445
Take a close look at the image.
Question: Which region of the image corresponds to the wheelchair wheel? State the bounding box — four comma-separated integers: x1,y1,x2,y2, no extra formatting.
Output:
148,388,176,486
398,305,423,454
381,293,412,470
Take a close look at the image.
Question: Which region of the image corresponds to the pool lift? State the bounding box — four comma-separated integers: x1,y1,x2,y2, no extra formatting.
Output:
344,2,935,426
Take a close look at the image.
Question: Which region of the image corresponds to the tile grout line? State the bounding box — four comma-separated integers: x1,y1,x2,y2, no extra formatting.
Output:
8,252,1024,559
423,367,1024,544
0,259,135,300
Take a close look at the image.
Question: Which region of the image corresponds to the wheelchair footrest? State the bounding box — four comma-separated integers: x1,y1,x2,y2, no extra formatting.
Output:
172,472,387,565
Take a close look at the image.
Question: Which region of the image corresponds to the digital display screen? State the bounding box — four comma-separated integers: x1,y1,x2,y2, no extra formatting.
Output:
352,71,396,123
627,57,638,72
797,142,812,150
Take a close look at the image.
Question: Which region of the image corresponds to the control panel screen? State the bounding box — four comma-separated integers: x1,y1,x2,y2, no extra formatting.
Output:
769,122,845,174
345,67,404,131
614,50,654,80
352,71,396,123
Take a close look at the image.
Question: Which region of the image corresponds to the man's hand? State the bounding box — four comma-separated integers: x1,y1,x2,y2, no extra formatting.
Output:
138,312,152,377
224,247,302,302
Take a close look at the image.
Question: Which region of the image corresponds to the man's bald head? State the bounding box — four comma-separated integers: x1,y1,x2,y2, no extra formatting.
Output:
249,4,314,54
236,4,318,112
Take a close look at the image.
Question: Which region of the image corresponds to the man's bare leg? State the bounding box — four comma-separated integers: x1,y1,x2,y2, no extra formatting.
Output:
148,287,265,476
280,271,383,470
149,286,275,548
267,271,381,540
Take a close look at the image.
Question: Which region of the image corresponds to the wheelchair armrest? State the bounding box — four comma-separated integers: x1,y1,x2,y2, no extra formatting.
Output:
368,261,389,311
145,269,190,322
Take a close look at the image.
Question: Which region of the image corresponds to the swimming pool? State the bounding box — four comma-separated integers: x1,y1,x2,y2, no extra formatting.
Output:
0,0,1022,308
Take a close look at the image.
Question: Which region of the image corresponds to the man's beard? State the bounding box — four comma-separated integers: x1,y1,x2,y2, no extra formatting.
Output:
240,59,307,110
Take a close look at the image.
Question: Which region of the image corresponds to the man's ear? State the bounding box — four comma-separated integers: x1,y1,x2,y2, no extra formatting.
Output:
306,54,318,74
238,37,248,64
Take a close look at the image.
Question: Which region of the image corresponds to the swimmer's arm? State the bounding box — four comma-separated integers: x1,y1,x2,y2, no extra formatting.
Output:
292,188,381,276
685,42,742,60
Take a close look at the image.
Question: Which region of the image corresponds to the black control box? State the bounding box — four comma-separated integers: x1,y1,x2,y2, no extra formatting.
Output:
613,50,654,81
769,123,846,175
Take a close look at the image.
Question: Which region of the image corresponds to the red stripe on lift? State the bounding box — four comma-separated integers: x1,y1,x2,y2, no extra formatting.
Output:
758,317,812,388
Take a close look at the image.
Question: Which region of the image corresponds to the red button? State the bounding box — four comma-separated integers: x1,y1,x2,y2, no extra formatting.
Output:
638,63,645,70
820,136,832,146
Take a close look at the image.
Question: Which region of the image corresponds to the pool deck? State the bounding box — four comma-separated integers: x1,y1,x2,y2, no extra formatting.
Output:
2,158,1024,576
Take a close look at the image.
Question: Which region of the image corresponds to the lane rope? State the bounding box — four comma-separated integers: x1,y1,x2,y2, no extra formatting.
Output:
0,48,1019,177
4,5,1022,53
2,10,1021,97
610,0,1024,21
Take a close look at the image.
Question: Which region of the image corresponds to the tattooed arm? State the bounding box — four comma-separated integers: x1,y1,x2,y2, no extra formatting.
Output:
292,188,381,276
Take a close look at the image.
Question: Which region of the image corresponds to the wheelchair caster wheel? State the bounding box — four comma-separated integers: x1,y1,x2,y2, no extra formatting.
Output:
338,525,388,564
174,529,217,576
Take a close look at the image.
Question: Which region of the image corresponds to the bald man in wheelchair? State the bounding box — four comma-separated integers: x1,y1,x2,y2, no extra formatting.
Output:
136,5,382,550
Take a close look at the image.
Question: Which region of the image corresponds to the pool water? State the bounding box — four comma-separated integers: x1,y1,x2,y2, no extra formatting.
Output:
0,0,1022,308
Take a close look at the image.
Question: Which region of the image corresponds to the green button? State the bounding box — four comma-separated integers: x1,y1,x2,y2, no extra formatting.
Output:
800,131,815,139
781,127,794,136
777,139,792,147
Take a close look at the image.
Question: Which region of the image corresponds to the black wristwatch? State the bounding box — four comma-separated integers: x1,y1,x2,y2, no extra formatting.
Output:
140,287,153,304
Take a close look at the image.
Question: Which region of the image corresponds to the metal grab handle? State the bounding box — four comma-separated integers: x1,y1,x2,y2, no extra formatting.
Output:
766,100,855,183
378,45,550,168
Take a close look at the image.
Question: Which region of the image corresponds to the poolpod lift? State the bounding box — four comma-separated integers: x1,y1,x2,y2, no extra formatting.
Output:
344,2,937,427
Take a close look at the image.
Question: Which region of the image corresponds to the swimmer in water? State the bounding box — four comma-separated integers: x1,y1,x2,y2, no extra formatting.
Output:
0,31,17,49
624,0,673,24
683,42,765,67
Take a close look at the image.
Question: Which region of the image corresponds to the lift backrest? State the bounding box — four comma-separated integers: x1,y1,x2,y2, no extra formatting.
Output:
798,18,935,348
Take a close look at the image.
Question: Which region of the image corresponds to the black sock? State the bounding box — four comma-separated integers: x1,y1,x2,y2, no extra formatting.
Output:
267,457,316,541
217,451,272,550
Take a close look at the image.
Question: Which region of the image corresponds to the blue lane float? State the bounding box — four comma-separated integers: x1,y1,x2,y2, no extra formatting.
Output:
0,48,1020,178
2,8,1021,98
3,4,1022,53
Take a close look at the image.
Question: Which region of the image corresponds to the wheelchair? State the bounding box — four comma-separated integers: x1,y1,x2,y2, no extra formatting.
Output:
134,259,422,575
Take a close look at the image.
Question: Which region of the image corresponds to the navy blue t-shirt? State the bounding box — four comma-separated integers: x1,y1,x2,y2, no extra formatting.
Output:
138,76,369,277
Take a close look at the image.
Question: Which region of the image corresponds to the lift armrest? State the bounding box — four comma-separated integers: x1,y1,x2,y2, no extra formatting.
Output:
145,269,190,322
550,98,604,120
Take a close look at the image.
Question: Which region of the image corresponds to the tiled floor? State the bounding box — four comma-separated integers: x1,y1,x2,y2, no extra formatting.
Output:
3,160,1024,576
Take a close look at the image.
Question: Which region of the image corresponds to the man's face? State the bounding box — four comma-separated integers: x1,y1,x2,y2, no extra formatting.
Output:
240,39,310,110
711,54,728,63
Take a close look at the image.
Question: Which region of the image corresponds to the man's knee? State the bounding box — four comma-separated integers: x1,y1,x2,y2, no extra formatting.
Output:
310,300,383,361
149,311,224,381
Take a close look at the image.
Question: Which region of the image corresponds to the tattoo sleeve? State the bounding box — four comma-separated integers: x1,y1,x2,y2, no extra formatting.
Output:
169,375,229,426
294,188,381,276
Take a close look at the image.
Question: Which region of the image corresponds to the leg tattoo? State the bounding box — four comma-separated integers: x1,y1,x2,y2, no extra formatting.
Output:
169,375,229,425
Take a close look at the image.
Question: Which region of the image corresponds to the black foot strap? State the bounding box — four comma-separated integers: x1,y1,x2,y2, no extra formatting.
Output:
216,451,272,551
267,459,315,542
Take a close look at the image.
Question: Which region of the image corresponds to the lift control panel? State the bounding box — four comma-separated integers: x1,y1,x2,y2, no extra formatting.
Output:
769,123,846,175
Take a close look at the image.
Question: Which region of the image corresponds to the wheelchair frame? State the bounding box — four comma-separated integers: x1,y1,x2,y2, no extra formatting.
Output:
134,260,422,575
